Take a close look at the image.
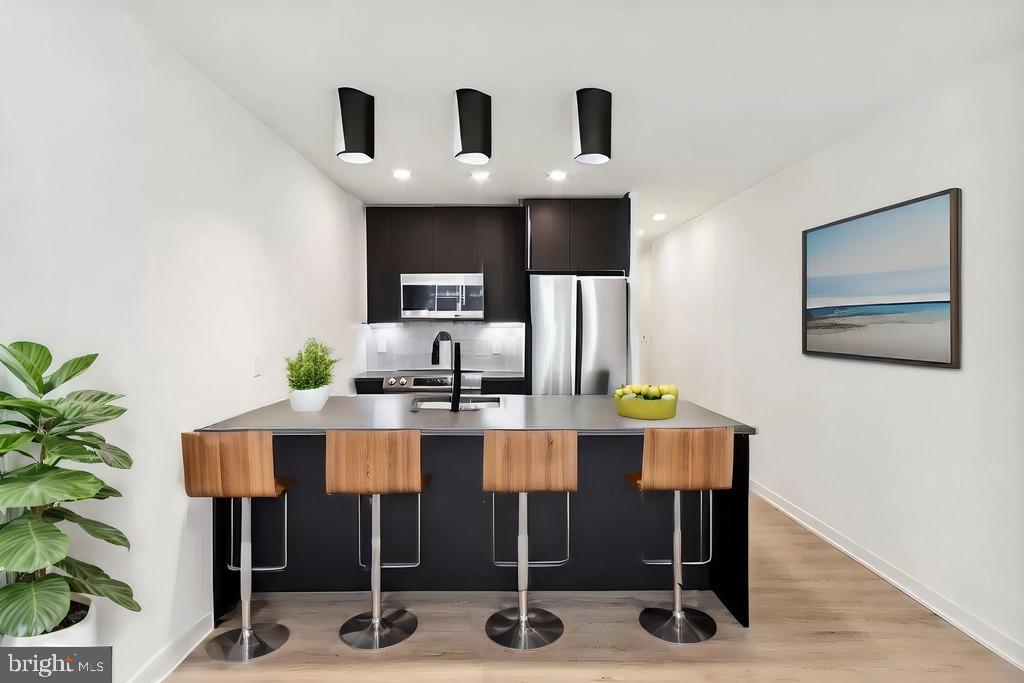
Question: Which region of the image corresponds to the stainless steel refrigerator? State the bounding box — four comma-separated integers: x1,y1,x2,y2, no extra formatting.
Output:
530,275,629,395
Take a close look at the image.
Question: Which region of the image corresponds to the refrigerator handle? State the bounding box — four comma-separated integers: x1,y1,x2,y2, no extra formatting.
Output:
525,205,532,270
574,279,582,395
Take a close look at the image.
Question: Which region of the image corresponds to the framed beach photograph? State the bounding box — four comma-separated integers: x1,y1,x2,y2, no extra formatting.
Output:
802,188,961,368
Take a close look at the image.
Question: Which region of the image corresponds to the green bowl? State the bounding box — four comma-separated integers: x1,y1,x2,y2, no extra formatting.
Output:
615,396,678,420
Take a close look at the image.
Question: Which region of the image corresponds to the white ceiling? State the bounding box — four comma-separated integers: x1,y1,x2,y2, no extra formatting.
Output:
128,0,1024,241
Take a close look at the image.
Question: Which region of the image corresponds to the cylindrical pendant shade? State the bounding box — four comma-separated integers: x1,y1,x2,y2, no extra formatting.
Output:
453,88,491,165
335,87,374,164
572,88,612,165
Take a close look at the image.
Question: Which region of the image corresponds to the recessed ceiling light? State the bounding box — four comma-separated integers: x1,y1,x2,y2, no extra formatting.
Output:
652,213,667,221
392,169,412,180
547,170,567,181
471,170,490,182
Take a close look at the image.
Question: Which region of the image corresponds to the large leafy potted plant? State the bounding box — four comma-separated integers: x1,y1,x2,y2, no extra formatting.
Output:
285,338,338,412
0,341,140,645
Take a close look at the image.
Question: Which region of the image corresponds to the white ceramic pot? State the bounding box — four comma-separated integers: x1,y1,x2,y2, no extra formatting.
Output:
289,385,331,412
1,593,98,647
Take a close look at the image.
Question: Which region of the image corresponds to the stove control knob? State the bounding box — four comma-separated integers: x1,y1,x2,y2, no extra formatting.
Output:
387,377,397,386
398,377,408,386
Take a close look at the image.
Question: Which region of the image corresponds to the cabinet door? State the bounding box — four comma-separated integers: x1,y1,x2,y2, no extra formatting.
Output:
477,207,526,321
526,199,570,271
365,207,395,323
433,207,481,272
389,207,435,274
569,198,630,273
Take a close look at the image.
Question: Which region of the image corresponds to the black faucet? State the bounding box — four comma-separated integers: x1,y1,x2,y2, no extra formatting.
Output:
431,330,452,365
450,342,462,412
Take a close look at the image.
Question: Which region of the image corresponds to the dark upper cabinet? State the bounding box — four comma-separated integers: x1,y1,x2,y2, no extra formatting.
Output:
525,199,571,271
388,207,435,274
525,197,630,274
365,207,396,323
365,205,526,323
433,207,480,272
569,198,630,272
476,207,525,321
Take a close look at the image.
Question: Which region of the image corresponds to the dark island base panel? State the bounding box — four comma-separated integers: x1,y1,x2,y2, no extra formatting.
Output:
213,434,750,628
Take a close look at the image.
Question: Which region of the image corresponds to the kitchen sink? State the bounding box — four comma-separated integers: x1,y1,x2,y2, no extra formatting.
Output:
409,395,504,411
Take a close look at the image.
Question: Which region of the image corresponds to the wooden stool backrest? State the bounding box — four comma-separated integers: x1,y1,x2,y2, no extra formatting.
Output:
482,430,578,493
325,430,422,494
640,427,733,491
181,431,278,498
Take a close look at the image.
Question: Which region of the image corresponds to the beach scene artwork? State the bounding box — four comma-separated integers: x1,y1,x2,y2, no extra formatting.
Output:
804,191,957,365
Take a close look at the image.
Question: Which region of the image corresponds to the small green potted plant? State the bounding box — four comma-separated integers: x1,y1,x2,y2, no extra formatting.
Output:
0,341,140,645
286,338,338,412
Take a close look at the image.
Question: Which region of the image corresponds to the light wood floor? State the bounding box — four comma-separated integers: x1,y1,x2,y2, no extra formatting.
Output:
170,496,1022,682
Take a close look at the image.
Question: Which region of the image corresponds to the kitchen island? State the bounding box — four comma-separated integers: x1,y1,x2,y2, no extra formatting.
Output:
201,395,756,627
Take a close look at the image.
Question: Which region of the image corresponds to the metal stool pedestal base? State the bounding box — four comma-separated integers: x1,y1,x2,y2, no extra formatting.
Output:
206,623,290,662
639,606,717,644
486,493,565,651
485,606,564,650
340,494,417,650
340,609,418,650
209,497,291,662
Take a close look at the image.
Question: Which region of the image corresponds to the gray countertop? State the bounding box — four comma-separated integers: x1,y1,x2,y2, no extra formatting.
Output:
200,395,756,436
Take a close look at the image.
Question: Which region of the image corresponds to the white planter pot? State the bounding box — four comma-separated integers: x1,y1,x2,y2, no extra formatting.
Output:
289,385,331,412
1,593,98,647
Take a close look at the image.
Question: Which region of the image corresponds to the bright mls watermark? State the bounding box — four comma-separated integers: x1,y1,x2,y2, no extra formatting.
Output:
1,647,111,681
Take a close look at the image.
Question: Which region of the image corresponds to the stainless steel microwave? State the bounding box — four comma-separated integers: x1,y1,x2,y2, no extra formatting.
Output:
400,273,484,319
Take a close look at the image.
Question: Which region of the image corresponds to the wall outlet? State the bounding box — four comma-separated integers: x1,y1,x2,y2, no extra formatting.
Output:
492,340,502,355
253,355,264,378
377,339,387,354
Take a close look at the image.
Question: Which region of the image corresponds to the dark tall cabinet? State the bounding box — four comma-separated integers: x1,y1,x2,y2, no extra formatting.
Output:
365,207,395,322
475,207,526,322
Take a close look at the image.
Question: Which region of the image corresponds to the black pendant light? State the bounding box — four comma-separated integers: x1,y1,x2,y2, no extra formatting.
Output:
334,87,374,164
453,88,491,165
572,87,612,165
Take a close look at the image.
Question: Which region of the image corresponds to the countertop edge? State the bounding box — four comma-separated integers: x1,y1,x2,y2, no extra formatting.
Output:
197,396,757,436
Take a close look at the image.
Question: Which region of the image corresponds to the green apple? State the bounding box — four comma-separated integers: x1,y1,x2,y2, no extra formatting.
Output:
614,388,624,397
661,394,677,401
665,384,679,397
648,386,661,398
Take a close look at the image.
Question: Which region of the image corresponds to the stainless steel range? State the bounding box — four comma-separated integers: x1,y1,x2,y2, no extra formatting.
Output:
379,369,482,394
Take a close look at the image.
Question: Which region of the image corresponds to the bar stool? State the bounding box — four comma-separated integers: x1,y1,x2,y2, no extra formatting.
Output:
624,427,733,644
181,431,292,662
326,430,425,650
482,429,578,650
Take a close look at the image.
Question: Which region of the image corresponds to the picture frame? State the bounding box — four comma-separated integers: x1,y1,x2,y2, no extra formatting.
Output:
802,188,961,368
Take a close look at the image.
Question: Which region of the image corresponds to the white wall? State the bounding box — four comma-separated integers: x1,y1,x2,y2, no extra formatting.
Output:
0,1,366,680
638,46,1024,666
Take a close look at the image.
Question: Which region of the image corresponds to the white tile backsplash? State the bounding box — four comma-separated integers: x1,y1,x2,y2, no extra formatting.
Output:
364,321,525,373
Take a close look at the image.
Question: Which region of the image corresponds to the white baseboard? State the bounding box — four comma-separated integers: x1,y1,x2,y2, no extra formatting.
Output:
750,479,1024,673
127,612,212,683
